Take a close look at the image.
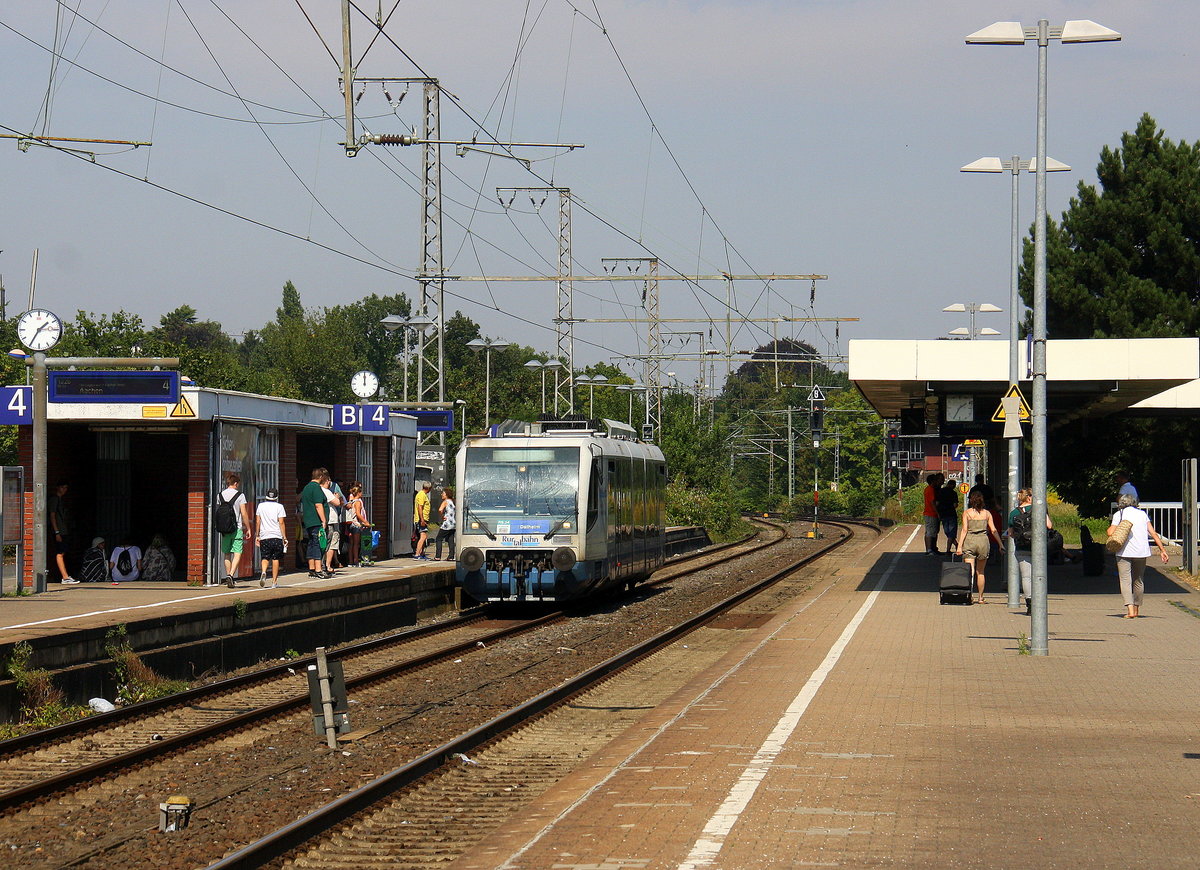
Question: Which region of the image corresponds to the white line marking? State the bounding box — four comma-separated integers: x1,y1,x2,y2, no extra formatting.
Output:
497,525,918,870
0,570,403,632
676,528,914,869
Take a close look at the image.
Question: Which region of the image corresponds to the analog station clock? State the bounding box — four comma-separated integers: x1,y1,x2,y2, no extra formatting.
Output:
16,308,63,352
945,395,974,423
350,370,380,398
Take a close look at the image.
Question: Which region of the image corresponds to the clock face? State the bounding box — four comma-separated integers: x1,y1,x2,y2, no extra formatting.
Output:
945,395,974,423
350,370,379,398
16,309,63,351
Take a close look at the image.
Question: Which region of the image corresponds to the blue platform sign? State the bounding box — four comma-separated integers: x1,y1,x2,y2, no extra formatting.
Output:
950,443,969,462
0,386,32,424
333,404,389,432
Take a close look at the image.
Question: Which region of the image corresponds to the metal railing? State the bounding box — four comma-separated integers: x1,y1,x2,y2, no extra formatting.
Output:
1111,502,1195,545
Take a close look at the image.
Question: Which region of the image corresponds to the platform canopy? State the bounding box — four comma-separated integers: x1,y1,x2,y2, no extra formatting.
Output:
850,338,1200,431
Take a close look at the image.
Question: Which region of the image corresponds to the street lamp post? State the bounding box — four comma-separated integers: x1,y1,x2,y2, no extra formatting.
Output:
524,358,564,415
381,314,433,404
942,302,1002,340
961,155,1070,608
454,398,466,439
576,374,609,418
467,337,509,432
617,382,645,426
967,18,1121,655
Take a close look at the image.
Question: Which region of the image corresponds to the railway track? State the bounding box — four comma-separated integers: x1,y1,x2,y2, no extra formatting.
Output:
0,517,853,868
0,527,764,815
210,519,870,870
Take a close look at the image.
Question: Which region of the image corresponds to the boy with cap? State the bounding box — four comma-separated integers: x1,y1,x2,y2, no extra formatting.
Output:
255,488,288,588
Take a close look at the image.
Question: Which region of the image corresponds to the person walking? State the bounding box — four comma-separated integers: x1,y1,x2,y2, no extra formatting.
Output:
255,488,288,588
935,478,958,556
1108,493,1168,619
434,486,456,561
345,483,369,567
1006,488,1054,614
217,472,253,588
299,468,330,579
956,490,998,604
923,473,943,555
413,481,432,560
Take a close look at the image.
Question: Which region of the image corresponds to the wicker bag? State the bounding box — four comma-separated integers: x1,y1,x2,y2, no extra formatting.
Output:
1106,514,1133,553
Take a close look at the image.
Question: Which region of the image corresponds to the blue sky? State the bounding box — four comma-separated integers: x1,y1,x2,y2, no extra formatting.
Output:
1,2,1196,391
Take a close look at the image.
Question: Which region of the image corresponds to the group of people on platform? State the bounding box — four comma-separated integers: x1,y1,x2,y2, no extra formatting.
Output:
924,469,1170,616
411,480,456,562
51,480,178,586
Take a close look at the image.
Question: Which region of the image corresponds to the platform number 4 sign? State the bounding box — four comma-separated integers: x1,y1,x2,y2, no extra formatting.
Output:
0,386,32,425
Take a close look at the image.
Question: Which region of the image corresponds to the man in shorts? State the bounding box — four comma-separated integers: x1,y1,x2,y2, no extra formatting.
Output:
255,488,288,588
218,472,253,587
299,468,329,579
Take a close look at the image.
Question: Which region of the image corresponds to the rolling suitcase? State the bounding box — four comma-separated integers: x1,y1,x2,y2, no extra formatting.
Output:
939,554,972,605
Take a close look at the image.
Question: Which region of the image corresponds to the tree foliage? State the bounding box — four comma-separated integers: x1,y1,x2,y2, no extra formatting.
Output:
1019,114,1200,512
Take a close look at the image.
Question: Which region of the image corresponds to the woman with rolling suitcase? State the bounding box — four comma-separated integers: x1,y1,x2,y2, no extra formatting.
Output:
956,490,998,604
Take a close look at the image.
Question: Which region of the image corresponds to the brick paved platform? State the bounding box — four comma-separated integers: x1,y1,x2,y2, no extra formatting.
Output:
459,524,1200,869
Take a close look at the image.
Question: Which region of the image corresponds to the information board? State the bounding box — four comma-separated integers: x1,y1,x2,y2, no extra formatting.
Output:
50,371,180,404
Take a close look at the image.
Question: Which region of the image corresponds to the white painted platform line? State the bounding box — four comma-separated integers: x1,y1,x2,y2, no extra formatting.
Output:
497,526,919,870
676,528,916,870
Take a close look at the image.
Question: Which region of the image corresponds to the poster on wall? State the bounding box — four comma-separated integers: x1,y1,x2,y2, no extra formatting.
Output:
392,434,416,557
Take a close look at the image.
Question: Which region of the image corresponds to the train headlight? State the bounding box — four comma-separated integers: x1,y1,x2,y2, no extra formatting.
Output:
551,547,577,572
461,547,485,573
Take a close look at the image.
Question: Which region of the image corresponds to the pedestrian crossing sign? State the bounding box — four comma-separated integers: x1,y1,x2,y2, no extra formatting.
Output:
991,383,1030,423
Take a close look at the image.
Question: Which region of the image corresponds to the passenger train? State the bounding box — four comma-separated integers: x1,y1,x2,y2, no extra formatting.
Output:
455,418,667,602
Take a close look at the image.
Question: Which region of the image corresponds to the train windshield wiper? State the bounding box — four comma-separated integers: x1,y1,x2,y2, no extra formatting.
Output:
464,504,497,540
543,513,576,540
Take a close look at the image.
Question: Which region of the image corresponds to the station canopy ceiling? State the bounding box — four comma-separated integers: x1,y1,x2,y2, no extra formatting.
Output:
850,338,1200,430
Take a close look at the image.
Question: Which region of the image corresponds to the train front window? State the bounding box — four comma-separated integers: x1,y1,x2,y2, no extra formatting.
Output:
463,446,580,528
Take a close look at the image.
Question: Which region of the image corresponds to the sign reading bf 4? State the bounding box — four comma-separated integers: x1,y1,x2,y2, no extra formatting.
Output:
333,404,389,432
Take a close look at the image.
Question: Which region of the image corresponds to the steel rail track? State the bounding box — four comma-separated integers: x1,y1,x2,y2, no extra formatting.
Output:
0,526,777,815
209,520,868,869
0,611,565,814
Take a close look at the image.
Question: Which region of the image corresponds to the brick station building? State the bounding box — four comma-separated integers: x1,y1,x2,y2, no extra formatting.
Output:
16,387,418,588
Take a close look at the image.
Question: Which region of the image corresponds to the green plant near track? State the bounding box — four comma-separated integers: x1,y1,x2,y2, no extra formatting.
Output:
1,641,90,739
1016,632,1032,655
104,625,189,706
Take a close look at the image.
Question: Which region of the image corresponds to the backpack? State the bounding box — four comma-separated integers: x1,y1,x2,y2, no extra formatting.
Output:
215,491,238,534
116,547,133,576
1010,509,1033,548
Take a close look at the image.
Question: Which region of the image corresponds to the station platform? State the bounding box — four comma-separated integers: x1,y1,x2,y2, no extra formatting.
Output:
460,524,1200,869
0,558,454,650
0,558,455,718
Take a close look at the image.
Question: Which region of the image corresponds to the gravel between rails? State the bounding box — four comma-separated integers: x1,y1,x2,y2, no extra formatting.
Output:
0,523,845,869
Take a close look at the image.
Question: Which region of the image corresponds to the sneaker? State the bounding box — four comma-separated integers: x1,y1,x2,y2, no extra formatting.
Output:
111,581,120,586
259,572,267,588
317,570,334,579
61,577,80,584
308,570,320,578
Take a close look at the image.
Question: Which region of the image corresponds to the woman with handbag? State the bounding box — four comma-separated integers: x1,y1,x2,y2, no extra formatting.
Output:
1107,493,1169,619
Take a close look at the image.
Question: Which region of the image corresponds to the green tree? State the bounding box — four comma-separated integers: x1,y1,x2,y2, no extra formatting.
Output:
1019,114,1200,511
1024,113,1200,339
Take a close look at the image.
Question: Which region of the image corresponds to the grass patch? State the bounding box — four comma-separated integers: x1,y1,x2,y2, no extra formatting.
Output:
1,641,91,739
105,625,190,706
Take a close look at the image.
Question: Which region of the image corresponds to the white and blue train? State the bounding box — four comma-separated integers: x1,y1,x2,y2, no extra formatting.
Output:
455,419,667,603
